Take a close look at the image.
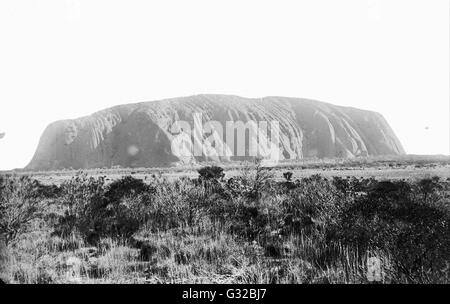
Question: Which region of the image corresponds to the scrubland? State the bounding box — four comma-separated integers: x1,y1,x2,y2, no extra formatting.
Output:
1,161,450,284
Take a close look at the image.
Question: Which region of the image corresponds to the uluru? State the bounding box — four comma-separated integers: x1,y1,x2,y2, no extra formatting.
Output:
26,95,405,170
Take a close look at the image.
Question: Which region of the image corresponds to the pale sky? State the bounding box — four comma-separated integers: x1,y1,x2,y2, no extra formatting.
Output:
0,0,449,170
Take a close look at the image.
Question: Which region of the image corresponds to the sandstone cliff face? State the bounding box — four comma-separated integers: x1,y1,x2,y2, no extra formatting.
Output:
26,95,405,170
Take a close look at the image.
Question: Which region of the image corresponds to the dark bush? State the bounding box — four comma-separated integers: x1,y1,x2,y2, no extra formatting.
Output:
99,176,153,238
53,174,106,242
197,166,225,181
283,171,293,182
328,177,450,282
55,175,154,242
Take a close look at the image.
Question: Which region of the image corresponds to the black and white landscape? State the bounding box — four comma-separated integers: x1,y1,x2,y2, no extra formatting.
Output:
0,1,449,285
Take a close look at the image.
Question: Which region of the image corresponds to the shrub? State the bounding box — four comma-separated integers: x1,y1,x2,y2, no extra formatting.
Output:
55,175,155,242
328,177,450,282
197,166,225,181
0,175,44,245
282,175,343,236
100,176,153,238
283,171,293,182
54,174,106,242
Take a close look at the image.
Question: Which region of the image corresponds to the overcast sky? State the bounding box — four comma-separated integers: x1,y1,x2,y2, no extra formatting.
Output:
0,0,449,170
